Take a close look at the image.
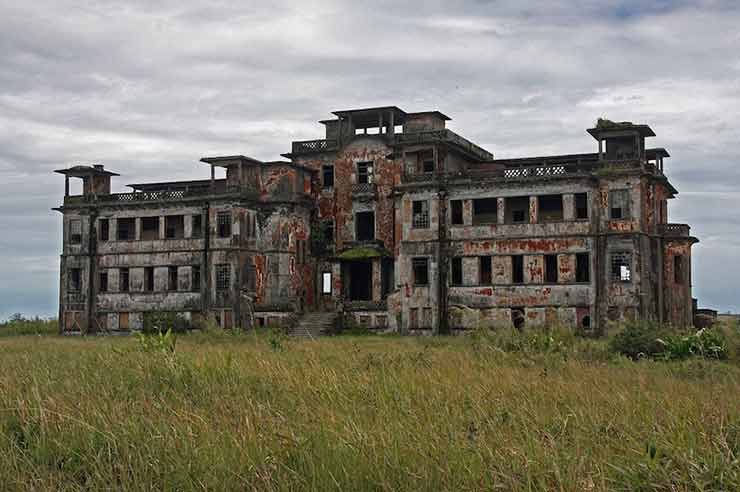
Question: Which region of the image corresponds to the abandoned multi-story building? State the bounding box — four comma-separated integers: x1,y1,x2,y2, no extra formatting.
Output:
55,106,698,334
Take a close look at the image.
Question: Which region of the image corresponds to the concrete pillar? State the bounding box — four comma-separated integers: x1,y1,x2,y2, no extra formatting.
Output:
184,215,192,238
462,199,473,226
372,259,382,301
159,216,166,240
210,164,215,190
135,218,142,241
529,196,538,224
497,197,505,224
563,193,575,221
111,218,118,242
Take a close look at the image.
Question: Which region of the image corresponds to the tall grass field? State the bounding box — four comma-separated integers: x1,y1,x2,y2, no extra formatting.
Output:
0,324,738,491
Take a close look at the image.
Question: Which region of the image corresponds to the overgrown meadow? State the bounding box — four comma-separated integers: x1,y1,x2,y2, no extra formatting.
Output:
0,318,738,491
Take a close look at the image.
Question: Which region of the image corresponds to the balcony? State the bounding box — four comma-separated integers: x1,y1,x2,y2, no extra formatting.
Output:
351,182,377,198
290,139,338,154
400,160,597,184
659,223,691,237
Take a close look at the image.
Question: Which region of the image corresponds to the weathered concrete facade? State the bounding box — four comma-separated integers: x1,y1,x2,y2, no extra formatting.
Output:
56,107,698,334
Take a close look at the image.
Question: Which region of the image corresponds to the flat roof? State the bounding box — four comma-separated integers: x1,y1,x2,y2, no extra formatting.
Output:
587,121,656,139
54,165,119,177
126,179,221,191
407,111,451,121
199,155,263,166
331,106,408,128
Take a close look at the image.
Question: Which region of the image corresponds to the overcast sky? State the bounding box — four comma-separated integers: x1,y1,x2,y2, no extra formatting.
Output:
1,0,739,319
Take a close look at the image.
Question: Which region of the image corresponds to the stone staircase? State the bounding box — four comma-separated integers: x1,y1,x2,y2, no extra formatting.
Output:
290,312,337,338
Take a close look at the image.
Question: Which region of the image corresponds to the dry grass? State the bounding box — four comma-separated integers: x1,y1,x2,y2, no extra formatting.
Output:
0,331,738,491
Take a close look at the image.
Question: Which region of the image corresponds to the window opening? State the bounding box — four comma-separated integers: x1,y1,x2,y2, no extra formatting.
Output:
545,255,558,283
412,200,430,229
472,198,498,225
413,258,429,285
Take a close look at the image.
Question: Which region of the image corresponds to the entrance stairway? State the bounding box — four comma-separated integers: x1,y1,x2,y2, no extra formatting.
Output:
290,312,337,338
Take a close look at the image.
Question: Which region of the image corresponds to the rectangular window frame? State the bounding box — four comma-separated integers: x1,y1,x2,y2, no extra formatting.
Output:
576,253,590,283
450,200,464,225
357,161,374,184
322,165,334,188
69,219,82,244
479,256,492,284
216,264,231,291
119,267,130,292
217,212,232,238
99,218,109,241
412,257,429,286
575,193,589,220
472,198,498,225
611,252,632,282
322,272,332,294
610,189,631,220
512,255,524,284
412,200,430,229
451,257,463,286
168,266,178,292
544,254,558,283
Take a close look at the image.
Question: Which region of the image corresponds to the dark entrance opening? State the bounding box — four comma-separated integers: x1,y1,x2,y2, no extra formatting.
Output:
347,261,372,301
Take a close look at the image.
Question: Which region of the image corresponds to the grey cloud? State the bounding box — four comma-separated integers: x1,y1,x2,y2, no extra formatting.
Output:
1,0,740,318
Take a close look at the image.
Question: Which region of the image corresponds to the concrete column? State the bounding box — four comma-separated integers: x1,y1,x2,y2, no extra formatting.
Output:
497,197,505,224
529,196,538,224
111,218,118,242
563,194,575,221
210,164,215,190
389,110,395,135
135,218,142,241
184,215,192,238
372,258,382,301
159,216,166,240
462,199,473,226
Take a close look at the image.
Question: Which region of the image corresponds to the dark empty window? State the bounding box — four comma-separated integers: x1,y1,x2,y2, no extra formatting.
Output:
165,216,184,239
217,212,231,238
674,255,684,284
451,257,463,285
216,264,230,291
99,219,109,241
506,197,530,224
611,252,632,282
610,190,631,220
191,265,200,291
412,200,429,229
480,256,492,284
575,193,589,220
191,215,202,238
356,211,375,241
512,256,524,284
538,195,563,222
451,200,463,225
69,219,82,244
423,159,435,173
545,255,558,283
68,268,81,292
168,266,178,291
117,218,136,241
357,161,373,184
576,253,590,283
144,267,154,292
141,217,159,240
322,165,334,188
412,258,429,285
324,220,334,245
473,198,498,225
99,271,108,292
119,268,130,292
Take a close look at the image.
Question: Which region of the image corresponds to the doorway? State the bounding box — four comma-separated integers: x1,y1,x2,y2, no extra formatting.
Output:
347,261,372,301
